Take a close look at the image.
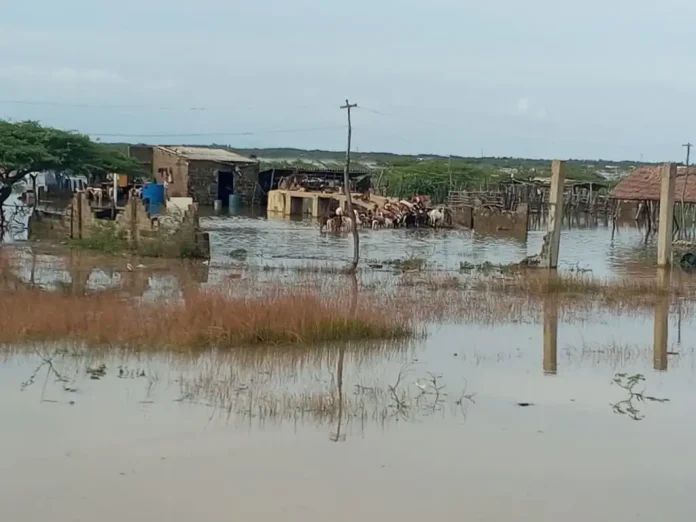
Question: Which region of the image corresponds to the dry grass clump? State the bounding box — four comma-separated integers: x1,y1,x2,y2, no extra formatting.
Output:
0,288,412,349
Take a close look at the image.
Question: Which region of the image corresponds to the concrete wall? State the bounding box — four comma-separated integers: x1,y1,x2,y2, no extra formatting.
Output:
70,192,98,239
116,196,154,245
152,147,189,197
451,206,474,229
116,197,210,258
473,203,529,238
267,190,286,213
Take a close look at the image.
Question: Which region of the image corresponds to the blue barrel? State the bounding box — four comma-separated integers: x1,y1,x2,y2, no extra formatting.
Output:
141,183,165,216
228,194,242,214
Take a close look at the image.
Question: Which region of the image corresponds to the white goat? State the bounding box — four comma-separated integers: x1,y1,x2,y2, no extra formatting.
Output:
86,187,103,207
428,208,445,228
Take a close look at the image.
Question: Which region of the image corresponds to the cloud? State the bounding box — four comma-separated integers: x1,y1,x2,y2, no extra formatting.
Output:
516,97,530,114
0,65,126,85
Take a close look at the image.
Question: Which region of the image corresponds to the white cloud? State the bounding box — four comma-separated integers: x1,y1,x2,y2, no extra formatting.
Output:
516,97,530,114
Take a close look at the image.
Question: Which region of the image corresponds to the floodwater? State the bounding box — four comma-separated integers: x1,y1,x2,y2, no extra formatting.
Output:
2,215,696,521
206,213,659,278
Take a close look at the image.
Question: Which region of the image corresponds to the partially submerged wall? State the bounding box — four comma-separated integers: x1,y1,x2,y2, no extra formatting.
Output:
267,190,286,213
473,203,529,238
451,206,473,229
116,197,210,259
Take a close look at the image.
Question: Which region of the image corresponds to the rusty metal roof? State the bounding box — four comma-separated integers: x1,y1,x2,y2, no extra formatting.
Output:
165,146,258,164
611,166,696,203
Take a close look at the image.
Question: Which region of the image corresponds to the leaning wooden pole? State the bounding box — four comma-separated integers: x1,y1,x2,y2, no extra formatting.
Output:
341,99,359,273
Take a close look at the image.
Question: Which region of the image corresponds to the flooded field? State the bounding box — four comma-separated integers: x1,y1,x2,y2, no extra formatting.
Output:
2,215,696,521
206,213,658,278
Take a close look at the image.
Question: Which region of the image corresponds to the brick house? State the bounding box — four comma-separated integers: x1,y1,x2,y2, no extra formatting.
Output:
128,145,259,207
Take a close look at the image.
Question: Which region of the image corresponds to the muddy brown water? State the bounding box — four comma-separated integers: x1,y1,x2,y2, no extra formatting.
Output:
2,216,696,521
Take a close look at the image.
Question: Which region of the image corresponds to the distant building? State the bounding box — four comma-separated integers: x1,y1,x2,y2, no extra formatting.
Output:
128,145,259,207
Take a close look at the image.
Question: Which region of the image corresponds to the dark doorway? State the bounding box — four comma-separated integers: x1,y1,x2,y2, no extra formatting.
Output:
217,171,234,206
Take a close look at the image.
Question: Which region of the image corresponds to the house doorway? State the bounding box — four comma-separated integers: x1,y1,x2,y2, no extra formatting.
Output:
217,171,234,206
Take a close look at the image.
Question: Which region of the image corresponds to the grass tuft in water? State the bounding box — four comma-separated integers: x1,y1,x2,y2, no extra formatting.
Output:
0,289,412,349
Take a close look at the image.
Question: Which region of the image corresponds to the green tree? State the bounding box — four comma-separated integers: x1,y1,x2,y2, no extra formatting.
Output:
0,120,144,237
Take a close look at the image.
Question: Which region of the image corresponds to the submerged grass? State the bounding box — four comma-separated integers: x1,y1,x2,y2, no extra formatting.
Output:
477,272,681,305
0,288,412,350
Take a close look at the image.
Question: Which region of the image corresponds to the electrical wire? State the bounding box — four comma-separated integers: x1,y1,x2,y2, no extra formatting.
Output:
86,124,346,138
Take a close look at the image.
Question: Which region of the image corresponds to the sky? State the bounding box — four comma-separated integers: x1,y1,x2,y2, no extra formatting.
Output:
1,0,696,161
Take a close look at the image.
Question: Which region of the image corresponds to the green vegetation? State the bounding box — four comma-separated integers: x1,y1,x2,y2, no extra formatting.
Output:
1,121,146,239
73,222,127,255
459,261,520,274
73,221,208,259
385,255,428,271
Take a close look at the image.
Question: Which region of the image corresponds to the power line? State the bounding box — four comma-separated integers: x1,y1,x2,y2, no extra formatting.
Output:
85,124,346,138
0,99,207,111
0,98,320,112
357,106,391,116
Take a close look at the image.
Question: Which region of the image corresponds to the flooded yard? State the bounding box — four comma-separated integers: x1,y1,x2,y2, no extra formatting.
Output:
1,215,696,521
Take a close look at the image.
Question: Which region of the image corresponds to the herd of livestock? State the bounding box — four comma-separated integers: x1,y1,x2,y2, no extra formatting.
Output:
320,196,452,233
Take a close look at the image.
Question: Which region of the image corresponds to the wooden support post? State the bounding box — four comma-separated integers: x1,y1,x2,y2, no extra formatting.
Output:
657,163,676,267
69,199,74,239
544,160,566,269
77,192,83,240
112,174,118,220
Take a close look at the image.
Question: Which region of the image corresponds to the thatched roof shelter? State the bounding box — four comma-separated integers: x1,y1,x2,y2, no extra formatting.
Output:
611,166,696,203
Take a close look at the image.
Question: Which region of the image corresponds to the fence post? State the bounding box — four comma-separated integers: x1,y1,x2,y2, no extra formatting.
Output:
657,163,676,267
544,160,566,269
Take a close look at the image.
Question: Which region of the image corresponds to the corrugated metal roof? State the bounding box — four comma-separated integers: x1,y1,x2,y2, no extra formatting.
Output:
611,166,696,203
165,146,258,164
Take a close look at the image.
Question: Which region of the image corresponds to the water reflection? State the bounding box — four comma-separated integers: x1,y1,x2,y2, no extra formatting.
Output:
542,293,559,375
653,269,670,372
540,268,678,376
330,273,357,442
1,247,209,297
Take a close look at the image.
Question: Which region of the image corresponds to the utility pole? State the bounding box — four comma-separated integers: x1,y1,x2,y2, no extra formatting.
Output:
681,142,693,237
341,99,359,273
683,142,692,166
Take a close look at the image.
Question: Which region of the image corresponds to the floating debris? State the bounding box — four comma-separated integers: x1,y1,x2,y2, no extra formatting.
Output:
86,364,107,380
229,248,248,260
